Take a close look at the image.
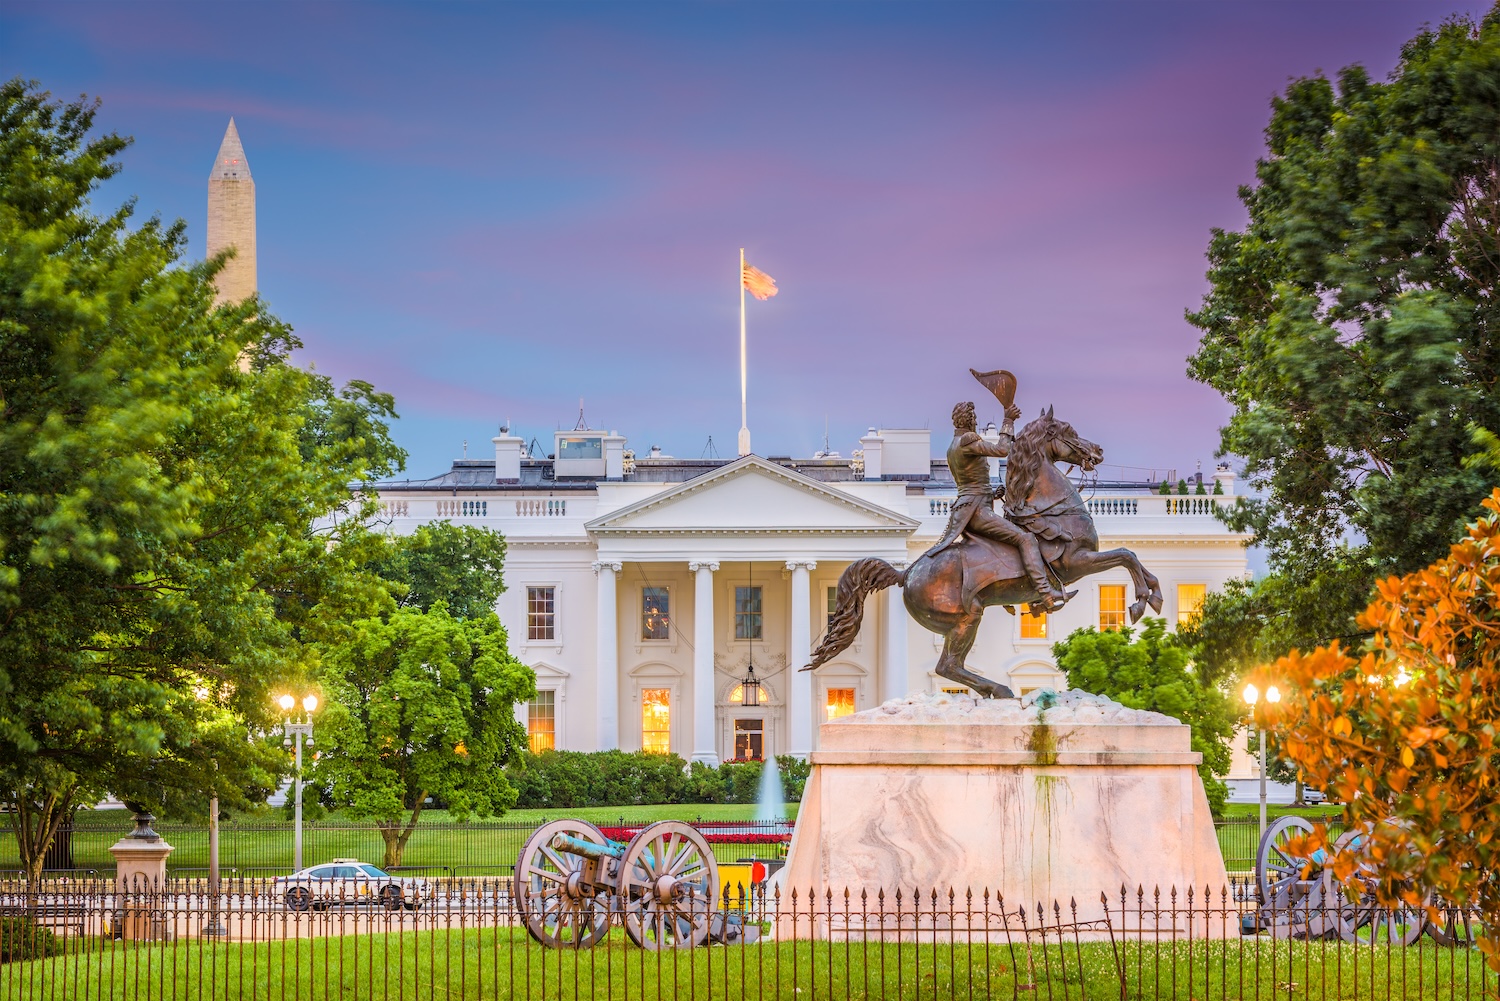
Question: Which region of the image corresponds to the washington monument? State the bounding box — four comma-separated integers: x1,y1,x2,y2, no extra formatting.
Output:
206,118,255,305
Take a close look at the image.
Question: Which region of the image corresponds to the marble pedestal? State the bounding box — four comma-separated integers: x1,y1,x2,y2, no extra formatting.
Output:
109,814,175,941
778,691,1229,939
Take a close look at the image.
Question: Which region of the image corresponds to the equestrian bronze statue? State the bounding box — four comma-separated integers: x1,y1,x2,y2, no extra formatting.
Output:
804,368,1163,699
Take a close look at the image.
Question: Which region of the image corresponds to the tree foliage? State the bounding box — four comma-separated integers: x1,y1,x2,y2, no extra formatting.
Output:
1186,11,1500,648
1251,489,1500,970
367,521,507,620
0,80,404,879
1052,620,1237,815
310,605,534,869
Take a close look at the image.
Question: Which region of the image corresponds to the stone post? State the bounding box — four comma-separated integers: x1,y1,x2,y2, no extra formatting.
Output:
109,812,174,941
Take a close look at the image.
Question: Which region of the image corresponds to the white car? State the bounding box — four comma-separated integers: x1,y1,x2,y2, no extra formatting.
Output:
274,859,428,911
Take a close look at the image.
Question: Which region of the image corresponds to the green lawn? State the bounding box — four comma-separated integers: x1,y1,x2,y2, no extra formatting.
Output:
1221,803,1343,821
6,807,796,877
3,926,1490,1000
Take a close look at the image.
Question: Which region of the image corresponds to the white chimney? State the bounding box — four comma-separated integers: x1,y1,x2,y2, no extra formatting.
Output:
493,428,524,483
603,431,627,480
859,428,883,480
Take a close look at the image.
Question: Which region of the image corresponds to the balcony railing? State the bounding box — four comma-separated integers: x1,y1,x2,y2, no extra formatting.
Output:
516,499,567,517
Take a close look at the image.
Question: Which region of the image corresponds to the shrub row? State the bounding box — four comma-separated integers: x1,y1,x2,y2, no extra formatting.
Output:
509,750,809,810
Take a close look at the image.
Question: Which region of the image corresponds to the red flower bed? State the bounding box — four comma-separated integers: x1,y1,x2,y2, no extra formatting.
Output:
596,826,792,845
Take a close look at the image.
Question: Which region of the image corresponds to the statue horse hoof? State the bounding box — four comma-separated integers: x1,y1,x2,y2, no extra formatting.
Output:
1147,591,1164,614
1128,599,1147,623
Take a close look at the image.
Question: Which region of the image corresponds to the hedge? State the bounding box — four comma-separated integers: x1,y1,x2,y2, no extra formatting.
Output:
509,750,809,809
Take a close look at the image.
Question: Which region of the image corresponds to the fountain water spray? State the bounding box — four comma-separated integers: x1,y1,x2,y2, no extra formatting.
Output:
753,755,785,822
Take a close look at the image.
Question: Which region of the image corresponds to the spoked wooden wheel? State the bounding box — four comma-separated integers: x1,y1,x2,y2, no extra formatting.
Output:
514,819,613,948
1425,905,1476,947
1255,816,1336,938
1326,829,1429,946
1345,899,1428,946
619,821,719,950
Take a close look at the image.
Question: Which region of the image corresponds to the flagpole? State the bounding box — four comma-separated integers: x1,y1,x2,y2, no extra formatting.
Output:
738,247,750,456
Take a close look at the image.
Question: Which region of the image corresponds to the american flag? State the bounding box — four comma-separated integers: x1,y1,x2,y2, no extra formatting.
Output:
742,262,778,301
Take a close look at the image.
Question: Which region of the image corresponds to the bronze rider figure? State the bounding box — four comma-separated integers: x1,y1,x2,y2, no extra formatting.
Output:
926,400,1069,613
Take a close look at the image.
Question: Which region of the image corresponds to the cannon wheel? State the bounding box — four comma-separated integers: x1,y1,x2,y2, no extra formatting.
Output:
1324,828,1429,946
514,819,613,948
619,821,718,950
1256,815,1317,907
1255,815,1338,938
1426,905,1477,947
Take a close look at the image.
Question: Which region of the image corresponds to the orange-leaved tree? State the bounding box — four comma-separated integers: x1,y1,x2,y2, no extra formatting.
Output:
1246,488,1500,970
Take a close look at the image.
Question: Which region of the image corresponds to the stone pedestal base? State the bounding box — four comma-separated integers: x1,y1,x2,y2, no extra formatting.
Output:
109,815,175,942
778,691,1230,939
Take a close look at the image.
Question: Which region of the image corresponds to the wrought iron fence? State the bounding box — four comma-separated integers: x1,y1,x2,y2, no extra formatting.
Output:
6,816,1329,879
0,877,1490,999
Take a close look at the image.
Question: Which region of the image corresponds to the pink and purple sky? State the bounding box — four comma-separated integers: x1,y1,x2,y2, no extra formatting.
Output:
5,2,1485,478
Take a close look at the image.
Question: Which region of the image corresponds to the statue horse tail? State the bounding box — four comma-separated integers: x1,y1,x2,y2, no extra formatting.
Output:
804,558,907,671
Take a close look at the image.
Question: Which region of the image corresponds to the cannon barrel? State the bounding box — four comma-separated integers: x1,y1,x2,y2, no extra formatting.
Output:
550,832,625,861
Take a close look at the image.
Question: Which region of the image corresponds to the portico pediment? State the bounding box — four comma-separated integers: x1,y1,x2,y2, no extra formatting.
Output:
585,456,918,536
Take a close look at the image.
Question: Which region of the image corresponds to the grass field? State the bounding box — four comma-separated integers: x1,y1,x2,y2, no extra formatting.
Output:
2,926,1490,1000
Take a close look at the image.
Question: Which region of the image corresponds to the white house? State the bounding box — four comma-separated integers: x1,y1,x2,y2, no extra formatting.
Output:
368,424,1251,765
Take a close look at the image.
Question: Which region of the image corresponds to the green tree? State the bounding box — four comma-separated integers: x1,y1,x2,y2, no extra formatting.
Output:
0,80,403,880
311,605,534,869
1052,620,1237,815
368,521,507,620
1186,11,1500,651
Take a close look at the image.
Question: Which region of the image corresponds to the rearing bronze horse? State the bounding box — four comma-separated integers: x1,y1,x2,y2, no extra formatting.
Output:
804,409,1163,698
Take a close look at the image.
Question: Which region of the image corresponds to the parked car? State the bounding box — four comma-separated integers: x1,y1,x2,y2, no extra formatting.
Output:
1301,789,1327,805
274,859,427,912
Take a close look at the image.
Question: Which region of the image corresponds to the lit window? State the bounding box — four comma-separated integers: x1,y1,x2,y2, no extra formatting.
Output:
527,691,555,753
940,687,968,695
825,688,855,721
1099,585,1126,632
1020,609,1048,639
826,585,838,629
527,587,555,641
641,688,671,754
735,586,762,640
733,719,764,761
1177,584,1206,626
642,587,670,640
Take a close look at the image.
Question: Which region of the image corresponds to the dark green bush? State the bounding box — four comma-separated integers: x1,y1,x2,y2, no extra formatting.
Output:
0,916,59,963
510,750,810,808
510,749,691,808
775,755,811,801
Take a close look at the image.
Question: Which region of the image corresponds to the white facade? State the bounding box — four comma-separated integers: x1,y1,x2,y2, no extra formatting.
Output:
370,428,1250,764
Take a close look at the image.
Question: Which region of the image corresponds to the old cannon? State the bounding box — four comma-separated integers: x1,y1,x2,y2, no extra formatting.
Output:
516,819,749,949
1252,815,1476,946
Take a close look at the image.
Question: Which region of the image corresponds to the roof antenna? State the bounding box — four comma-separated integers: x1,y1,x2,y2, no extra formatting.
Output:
702,435,720,459
462,439,468,458
573,398,590,431
823,415,831,454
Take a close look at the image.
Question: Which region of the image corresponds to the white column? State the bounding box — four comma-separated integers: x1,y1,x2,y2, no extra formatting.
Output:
786,560,816,758
592,561,621,750
689,561,720,765
880,561,909,702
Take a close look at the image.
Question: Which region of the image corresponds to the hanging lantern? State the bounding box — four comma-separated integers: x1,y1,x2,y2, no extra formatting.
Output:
740,662,762,707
